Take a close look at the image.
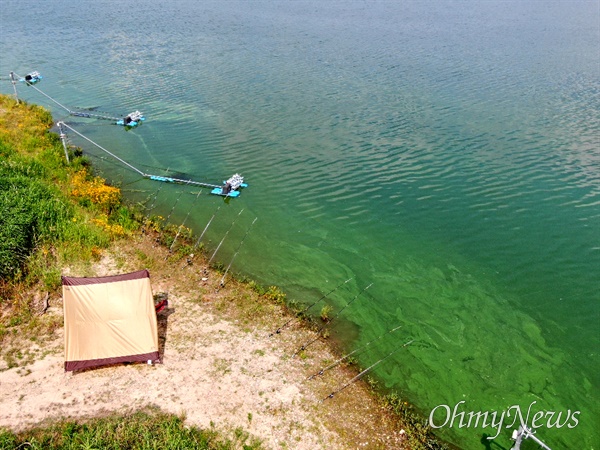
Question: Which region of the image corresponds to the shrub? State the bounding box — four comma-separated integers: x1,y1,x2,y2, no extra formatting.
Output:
70,170,121,213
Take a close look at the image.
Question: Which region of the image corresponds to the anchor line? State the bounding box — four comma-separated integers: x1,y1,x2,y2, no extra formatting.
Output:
13,74,121,120
208,208,245,266
219,217,258,287
23,80,73,114
58,122,145,176
57,122,223,189
321,340,413,402
69,110,121,121
292,283,373,357
269,277,354,337
307,324,403,380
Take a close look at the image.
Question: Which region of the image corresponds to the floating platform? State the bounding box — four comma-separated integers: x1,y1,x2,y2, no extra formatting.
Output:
57,121,247,198
20,71,42,84
117,110,145,127
210,173,247,197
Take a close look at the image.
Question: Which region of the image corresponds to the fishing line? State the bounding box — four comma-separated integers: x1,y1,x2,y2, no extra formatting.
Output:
307,324,403,380
292,283,373,357
168,189,203,255
191,187,237,252
208,208,245,266
321,339,413,402
269,277,354,337
218,217,258,287
145,185,163,216
121,177,146,188
163,183,190,226
193,205,221,250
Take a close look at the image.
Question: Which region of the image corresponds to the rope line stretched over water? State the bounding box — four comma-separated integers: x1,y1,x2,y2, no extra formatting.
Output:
12,73,120,120
57,122,222,189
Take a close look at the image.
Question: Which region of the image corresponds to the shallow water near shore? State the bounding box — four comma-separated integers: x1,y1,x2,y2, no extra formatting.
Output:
1,1,598,448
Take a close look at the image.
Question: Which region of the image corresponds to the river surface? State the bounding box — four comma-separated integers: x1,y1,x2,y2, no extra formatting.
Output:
1,1,598,448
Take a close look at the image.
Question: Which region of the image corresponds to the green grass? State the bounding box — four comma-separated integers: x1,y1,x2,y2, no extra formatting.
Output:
0,95,109,287
0,406,263,450
0,95,143,298
0,95,142,368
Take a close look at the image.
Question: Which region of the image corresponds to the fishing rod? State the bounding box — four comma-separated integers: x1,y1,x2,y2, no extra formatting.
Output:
269,277,354,337
218,217,258,287
146,186,162,211
168,189,203,254
192,190,234,251
193,204,220,250
307,324,403,380
321,339,413,402
292,283,373,357
163,183,190,226
208,208,244,266
140,185,165,239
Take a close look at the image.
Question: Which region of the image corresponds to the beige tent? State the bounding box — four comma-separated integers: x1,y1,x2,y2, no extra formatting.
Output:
62,269,159,371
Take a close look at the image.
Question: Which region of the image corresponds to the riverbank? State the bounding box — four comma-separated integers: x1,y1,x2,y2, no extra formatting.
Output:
0,95,447,449
0,231,406,449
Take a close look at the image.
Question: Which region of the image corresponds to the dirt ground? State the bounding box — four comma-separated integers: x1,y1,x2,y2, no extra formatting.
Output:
0,232,409,449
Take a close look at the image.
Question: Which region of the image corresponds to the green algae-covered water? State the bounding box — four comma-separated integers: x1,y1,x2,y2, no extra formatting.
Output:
1,1,598,448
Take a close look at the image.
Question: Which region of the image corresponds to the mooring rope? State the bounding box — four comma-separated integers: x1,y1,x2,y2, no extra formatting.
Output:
58,122,145,175
58,122,223,189
13,73,121,120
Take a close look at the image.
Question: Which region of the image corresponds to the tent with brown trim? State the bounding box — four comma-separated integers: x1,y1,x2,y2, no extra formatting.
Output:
62,269,159,372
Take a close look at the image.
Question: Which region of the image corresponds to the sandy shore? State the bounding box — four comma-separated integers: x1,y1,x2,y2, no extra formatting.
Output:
0,231,408,449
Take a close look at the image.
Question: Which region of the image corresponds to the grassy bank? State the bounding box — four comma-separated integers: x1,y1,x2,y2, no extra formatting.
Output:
0,94,138,329
0,406,262,450
0,94,448,449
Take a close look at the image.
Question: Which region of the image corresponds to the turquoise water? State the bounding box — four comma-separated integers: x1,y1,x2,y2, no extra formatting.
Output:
1,1,598,448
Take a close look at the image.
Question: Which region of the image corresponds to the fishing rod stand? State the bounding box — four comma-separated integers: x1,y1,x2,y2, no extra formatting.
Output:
9,72,19,104
58,122,70,163
509,424,551,450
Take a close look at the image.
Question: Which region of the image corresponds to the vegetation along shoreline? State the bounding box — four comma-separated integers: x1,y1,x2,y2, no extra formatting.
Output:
0,94,451,449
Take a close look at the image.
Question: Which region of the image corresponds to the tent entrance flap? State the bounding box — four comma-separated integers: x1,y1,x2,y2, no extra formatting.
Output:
62,269,159,372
